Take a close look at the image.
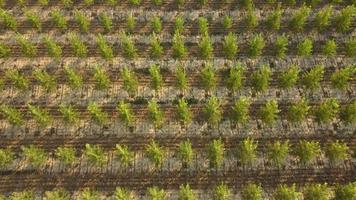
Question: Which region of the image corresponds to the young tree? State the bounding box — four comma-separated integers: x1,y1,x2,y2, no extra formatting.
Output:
74,10,90,33
121,67,139,98
236,138,258,167
198,34,213,60
297,38,313,57
0,42,10,58
51,10,67,31
129,0,141,6
203,96,222,126
28,104,52,127
16,34,37,57
176,98,192,125
43,36,62,60
152,0,163,6
126,13,136,33
43,188,70,200
334,183,356,200
68,33,88,58
340,102,356,124
117,101,135,127
241,183,263,200
213,182,231,200
79,188,100,200
221,15,233,30
9,191,36,200
172,32,187,59
200,64,217,93
314,98,339,124
244,9,258,30
61,0,73,8
174,16,185,34
119,31,137,59
93,66,111,90
84,0,95,6
278,65,299,90
177,140,194,168
151,16,162,33
334,5,355,33
206,138,225,169
198,17,209,35
149,64,163,93
231,96,251,125
222,32,238,60
150,33,164,59
21,145,47,168
0,9,17,30
322,39,337,57
64,67,83,90
147,187,166,200
267,140,290,168
55,146,76,166
266,5,282,31
115,144,134,167
0,105,24,126
248,34,265,57
99,12,113,33
289,5,311,32
59,104,80,125
274,184,300,200
95,34,114,61
314,6,333,31
33,69,57,92
179,184,196,200
25,11,42,31
287,98,310,123
274,35,289,58
301,65,324,91
294,140,321,166
175,66,189,94
345,37,355,57
114,187,134,200
226,63,244,94
331,67,354,90
325,141,350,166
146,140,165,168
5,69,29,91
0,148,14,168
303,184,330,200
87,102,108,125
250,65,271,93
83,144,107,166
240,0,253,9
148,100,164,128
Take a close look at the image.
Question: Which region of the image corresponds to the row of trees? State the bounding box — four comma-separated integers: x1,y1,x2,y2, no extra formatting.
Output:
0,33,355,60
0,139,351,169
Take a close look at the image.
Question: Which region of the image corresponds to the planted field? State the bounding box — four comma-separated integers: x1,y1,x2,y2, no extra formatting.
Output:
0,0,355,199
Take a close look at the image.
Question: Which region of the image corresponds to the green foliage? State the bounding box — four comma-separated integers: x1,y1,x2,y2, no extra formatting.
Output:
33,69,57,92
21,145,47,168
227,63,244,94
334,5,355,33
222,15,233,30
236,138,258,167
204,96,221,126
274,35,289,58
282,0,295,6
207,138,225,168
121,67,139,97
198,17,209,35
0,148,14,168
297,38,313,57
28,104,52,127
148,100,164,128
61,0,73,8
303,184,330,200
345,37,355,57
241,183,263,200
244,9,258,30
59,104,79,125
69,33,88,58
274,184,300,200
149,64,163,92
287,99,310,123
43,188,70,200
305,0,320,7
213,183,231,200
75,10,90,33
222,32,238,60
240,0,253,9
147,187,166,200
176,98,192,125
150,17,162,34
294,140,321,166
79,188,100,200
117,101,135,126
278,65,299,89
314,98,339,124
0,105,24,126
248,34,265,57
198,34,213,59
0,42,10,58
340,102,356,124
9,191,36,200
231,97,251,125
126,14,136,32
87,102,108,125
259,100,279,124
43,36,62,60
64,67,83,90
84,144,107,166
129,0,141,6
96,34,114,61
172,32,187,59
175,66,189,93
176,0,185,8
16,34,37,57
325,141,350,165
93,66,111,90
146,140,165,168
314,6,333,31
5,69,29,91
179,184,196,200
267,140,289,168
25,11,42,31
150,33,164,59
0,9,17,30
289,5,311,32
51,10,67,30
115,144,134,167
99,13,113,33
250,65,271,93
83,0,95,6
322,39,337,57
114,187,133,200
301,65,324,90
120,31,137,59
55,146,76,165
200,65,216,92
174,16,185,34
331,67,354,90
334,183,356,200
152,0,163,6
266,5,282,31
177,140,194,167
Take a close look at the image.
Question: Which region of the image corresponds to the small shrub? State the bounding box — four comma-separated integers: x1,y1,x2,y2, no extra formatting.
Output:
0,9,17,30
334,5,355,33
289,5,311,32
43,36,62,60
345,37,355,57
314,6,333,31
274,34,289,58
0,42,10,58
259,100,279,124
59,104,80,125
119,31,137,59
326,141,350,165
340,102,356,124
231,96,251,125
93,66,111,90
222,32,238,60
28,104,52,127
51,10,67,30
267,141,289,168
16,34,37,57
198,34,213,59
121,67,139,97
129,0,141,6
221,15,233,30
266,5,282,31
241,183,263,200
115,144,134,167
301,65,324,90
248,34,265,57
126,14,136,32
213,183,231,200
87,102,108,125
206,139,225,169
0,148,14,168
61,0,73,8
287,98,310,123
314,98,339,124
68,33,88,58
25,11,42,31
278,65,299,90
83,0,95,6
177,140,194,167
64,67,83,90
176,98,192,125
5,69,29,91
295,140,321,166
176,0,185,8
331,67,354,90
0,105,24,126
174,16,185,34
240,0,253,9
274,184,300,200
149,64,163,92
146,140,165,167
21,145,48,168
149,33,164,59
44,188,70,200
172,32,187,59
147,187,166,200
175,66,189,93
96,34,114,61
250,65,271,93
10,191,36,200
334,183,356,200
114,187,133,200
106,0,118,5
244,9,258,30
55,146,76,165
33,69,57,92
322,39,337,57
74,10,90,33
198,17,209,35
83,144,107,166
303,184,330,200
148,100,164,128
152,0,163,6
227,63,244,94
200,64,216,93
79,188,100,200
297,38,313,57
99,13,113,33
203,96,221,126
151,16,162,33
